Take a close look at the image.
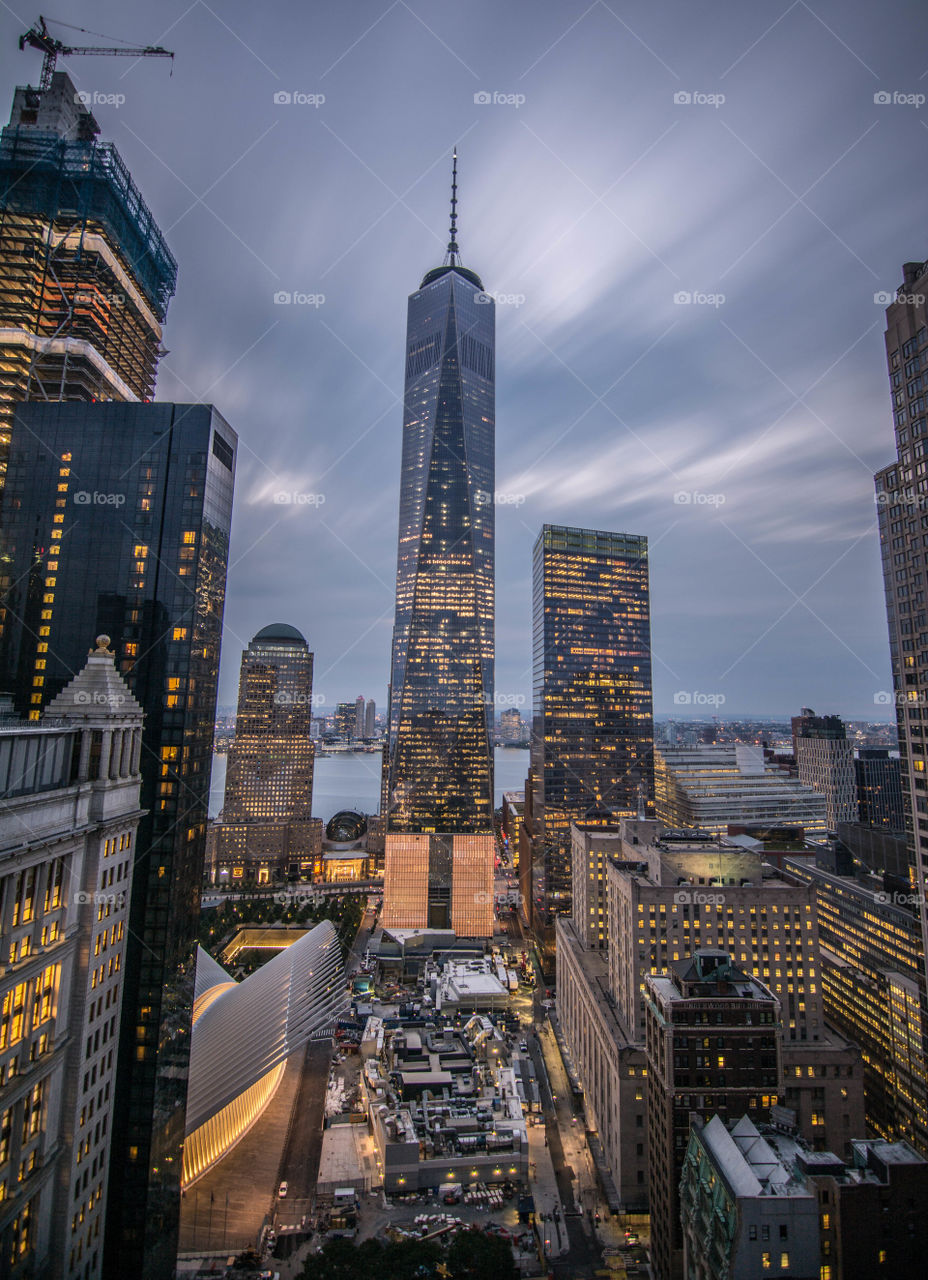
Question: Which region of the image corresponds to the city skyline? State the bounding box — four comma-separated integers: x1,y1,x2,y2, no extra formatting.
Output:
0,2,923,717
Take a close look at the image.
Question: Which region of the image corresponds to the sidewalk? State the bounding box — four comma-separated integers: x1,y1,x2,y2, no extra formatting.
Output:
526,1119,568,1257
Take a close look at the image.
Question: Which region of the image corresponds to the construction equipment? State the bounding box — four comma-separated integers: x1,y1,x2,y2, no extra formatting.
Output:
19,15,173,92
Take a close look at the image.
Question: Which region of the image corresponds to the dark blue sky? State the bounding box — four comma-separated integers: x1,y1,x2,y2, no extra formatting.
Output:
3,0,926,716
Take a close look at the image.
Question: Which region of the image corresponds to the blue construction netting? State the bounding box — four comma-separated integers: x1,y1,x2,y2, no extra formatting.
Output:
0,129,178,320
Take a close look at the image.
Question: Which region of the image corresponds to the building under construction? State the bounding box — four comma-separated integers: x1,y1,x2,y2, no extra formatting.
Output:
0,70,176,483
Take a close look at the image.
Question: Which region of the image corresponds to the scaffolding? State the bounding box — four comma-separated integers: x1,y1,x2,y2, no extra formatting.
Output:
0,129,177,480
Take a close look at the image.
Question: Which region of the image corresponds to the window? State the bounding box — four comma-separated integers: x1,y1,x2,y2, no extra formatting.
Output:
762,1254,771,1270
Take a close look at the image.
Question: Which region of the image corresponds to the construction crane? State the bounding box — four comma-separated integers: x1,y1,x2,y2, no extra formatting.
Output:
19,15,173,93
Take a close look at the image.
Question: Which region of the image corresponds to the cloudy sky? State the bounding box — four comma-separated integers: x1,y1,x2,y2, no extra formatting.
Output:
4,0,927,717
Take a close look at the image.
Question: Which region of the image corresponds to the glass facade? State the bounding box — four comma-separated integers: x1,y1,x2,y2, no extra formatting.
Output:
210,624,319,883
0,400,234,1280
531,525,653,952
383,262,494,832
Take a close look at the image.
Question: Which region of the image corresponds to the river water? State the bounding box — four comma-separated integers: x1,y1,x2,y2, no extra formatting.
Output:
208,746,530,822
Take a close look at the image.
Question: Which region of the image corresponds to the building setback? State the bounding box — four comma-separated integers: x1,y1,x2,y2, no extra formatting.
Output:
0,400,235,1280
208,623,321,884
382,155,494,834
654,744,827,839
0,72,175,486
530,524,653,960
0,643,143,1279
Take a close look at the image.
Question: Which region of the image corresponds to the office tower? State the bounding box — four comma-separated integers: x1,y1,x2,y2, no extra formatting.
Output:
383,153,494,834
335,702,354,739
208,624,321,884
556,820,865,1214
875,265,928,1068
354,693,366,739
784,855,927,1153
682,1117,928,1280
498,706,524,743
855,747,904,831
381,832,494,937
791,709,858,830
0,72,175,486
530,525,653,958
0,642,143,1280
645,951,782,1280
365,697,376,738
654,743,828,837
0,400,235,1279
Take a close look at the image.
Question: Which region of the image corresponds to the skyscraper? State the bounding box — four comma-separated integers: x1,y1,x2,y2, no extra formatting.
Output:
365,696,376,737
0,72,175,485
855,747,905,831
530,524,653,958
383,152,494,834
0,400,235,1279
354,693,366,738
208,624,320,884
875,264,928,1017
791,708,858,830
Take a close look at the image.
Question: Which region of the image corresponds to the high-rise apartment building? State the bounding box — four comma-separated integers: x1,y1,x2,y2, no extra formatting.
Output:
334,702,354,739
654,743,827,838
354,694,366,739
0,400,235,1279
530,525,653,957
208,624,320,884
0,642,143,1280
791,709,858,830
645,951,782,1280
855,747,904,831
383,154,494,834
0,72,175,485
365,697,376,738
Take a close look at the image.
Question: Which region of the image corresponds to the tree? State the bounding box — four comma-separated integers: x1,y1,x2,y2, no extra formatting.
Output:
447,1230,517,1280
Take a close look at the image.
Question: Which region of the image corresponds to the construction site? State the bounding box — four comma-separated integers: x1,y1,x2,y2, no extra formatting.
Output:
0,18,176,482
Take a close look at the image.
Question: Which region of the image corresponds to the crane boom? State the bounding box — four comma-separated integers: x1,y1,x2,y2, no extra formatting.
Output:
19,15,173,93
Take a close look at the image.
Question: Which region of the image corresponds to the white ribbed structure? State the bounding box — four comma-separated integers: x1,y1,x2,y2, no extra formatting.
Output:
184,919,344,1137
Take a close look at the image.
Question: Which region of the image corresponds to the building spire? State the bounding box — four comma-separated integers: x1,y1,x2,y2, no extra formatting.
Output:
446,147,460,264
